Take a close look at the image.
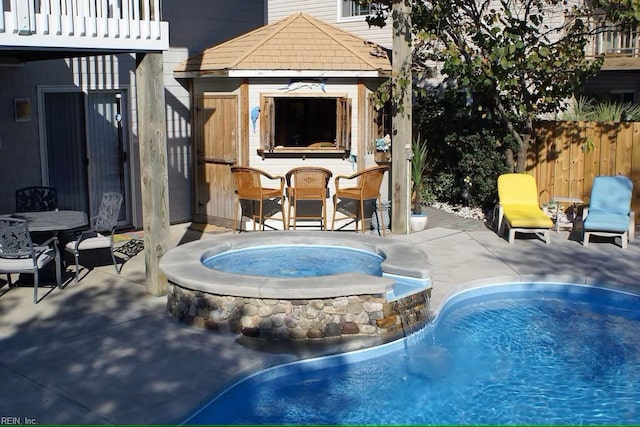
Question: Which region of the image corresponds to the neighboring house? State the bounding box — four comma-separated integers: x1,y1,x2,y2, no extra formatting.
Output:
0,0,265,229
269,0,639,101
584,23,640,103
174,12,392,229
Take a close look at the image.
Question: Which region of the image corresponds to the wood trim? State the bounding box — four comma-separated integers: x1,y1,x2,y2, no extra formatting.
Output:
189,79,197,220
240,79,249,166
257,149,348,159
260,95,275,151
358,81,366,169
336,97,352,151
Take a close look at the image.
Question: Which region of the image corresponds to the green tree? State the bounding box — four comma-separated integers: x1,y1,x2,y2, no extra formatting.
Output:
365,0,638,172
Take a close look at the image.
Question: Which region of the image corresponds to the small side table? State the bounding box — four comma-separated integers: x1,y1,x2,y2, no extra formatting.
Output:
550,196,583,233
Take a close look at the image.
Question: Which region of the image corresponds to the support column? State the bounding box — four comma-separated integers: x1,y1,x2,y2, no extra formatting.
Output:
391,0,412,234
135,52,170,296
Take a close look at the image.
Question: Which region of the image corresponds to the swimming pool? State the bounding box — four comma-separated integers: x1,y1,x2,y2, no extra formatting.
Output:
183,283,640,425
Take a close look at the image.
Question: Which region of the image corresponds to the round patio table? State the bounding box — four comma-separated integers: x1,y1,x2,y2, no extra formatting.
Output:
6,210,88,233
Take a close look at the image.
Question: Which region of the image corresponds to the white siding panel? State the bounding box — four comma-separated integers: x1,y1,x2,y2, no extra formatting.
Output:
268,1,335,23
268,0,392,48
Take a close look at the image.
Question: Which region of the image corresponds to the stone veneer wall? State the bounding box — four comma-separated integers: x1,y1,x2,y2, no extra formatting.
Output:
167,282,431,341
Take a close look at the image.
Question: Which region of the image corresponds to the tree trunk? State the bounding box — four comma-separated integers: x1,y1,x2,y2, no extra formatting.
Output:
515,134,530,173
505,148,515,172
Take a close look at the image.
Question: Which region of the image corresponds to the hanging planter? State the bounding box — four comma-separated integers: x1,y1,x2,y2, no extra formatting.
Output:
374,134,391,165
374,151,391,164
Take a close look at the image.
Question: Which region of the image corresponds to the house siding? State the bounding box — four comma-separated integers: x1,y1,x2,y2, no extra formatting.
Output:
0,0,265,225
268,0,392,48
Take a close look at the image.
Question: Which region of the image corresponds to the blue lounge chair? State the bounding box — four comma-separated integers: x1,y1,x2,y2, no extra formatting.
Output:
583,175,635,248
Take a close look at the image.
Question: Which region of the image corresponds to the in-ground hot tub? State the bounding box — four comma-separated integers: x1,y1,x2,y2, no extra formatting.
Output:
160,231,433,342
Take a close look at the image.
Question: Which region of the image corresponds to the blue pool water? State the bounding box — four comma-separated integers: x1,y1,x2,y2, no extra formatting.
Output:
184,283,640,425
202,244,384,277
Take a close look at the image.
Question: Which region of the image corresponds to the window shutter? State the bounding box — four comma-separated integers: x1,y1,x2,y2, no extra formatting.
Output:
260,97,275,151
368,103,384,154
336,97,352,151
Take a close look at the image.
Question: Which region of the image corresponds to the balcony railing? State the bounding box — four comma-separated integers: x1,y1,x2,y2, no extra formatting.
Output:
0,0,168,52
589,25,639,57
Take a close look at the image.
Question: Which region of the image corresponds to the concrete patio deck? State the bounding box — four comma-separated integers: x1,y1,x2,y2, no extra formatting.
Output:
1,209,639,424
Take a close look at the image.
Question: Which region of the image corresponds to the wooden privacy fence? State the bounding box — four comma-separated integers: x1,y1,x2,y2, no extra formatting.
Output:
527,120,640,223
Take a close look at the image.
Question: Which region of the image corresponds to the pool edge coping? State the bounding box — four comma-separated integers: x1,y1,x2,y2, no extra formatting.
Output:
159,231,434,299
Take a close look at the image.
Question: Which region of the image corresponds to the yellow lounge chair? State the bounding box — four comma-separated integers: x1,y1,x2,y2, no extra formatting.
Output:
497,173,553,244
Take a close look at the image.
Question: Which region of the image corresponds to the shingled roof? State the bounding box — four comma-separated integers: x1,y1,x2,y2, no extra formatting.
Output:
174,13,391,77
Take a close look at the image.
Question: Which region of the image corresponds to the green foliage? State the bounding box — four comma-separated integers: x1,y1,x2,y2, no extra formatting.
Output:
411,135,430,213
561,97,640,122
561,97,596,121
365,0,637,169
364,0,638,208
592,101,640,122
414,92,509,210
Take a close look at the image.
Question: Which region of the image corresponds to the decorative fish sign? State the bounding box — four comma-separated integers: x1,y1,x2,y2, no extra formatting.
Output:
250,106,260,133
280,79,327,93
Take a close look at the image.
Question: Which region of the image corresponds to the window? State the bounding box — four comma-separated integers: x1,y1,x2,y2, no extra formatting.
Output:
341,0,373,18
260,96,352,158
609,91,636,104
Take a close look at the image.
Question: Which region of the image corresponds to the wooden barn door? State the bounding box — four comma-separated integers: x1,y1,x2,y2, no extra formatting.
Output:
193,95,238,226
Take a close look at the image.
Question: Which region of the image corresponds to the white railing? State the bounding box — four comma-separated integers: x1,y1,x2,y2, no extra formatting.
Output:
587,22,640,58
0,0,168,51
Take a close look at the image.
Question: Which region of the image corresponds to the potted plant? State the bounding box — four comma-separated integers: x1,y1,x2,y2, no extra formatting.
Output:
410,135,429,231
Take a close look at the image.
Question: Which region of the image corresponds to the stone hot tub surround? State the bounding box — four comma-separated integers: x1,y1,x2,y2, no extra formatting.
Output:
160,231,433,342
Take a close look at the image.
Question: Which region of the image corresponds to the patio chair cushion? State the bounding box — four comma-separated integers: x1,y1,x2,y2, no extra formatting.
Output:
501,204,553,228
65,233,111,251
587,175,633,215
0,248,56,272
583,212,630,233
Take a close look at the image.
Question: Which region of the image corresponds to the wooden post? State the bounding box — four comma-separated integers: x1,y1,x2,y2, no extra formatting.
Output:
391,0,412,234
135,52,170,296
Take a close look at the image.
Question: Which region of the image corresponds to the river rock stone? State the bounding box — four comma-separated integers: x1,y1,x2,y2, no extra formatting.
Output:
363,301,383,312
325,323,341,337
241,315,256,328
310,300,325,310
243,304,258,316
342,322,360,335
289,327,307,340
307,328,325,339
259,318,274,330
333,297,349,307
258,305,273,317
360,324,377,335
347,302,363,315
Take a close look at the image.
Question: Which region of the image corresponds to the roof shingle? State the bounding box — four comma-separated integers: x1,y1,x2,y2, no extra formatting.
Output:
175,13,391,76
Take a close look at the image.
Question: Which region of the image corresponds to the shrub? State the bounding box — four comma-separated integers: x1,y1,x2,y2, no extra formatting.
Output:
413,91,509,209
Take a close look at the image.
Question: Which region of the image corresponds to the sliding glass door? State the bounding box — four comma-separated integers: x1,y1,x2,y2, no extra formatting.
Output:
41,88,130,225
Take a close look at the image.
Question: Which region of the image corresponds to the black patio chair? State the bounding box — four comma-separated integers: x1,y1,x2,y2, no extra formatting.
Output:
15,186,58,212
